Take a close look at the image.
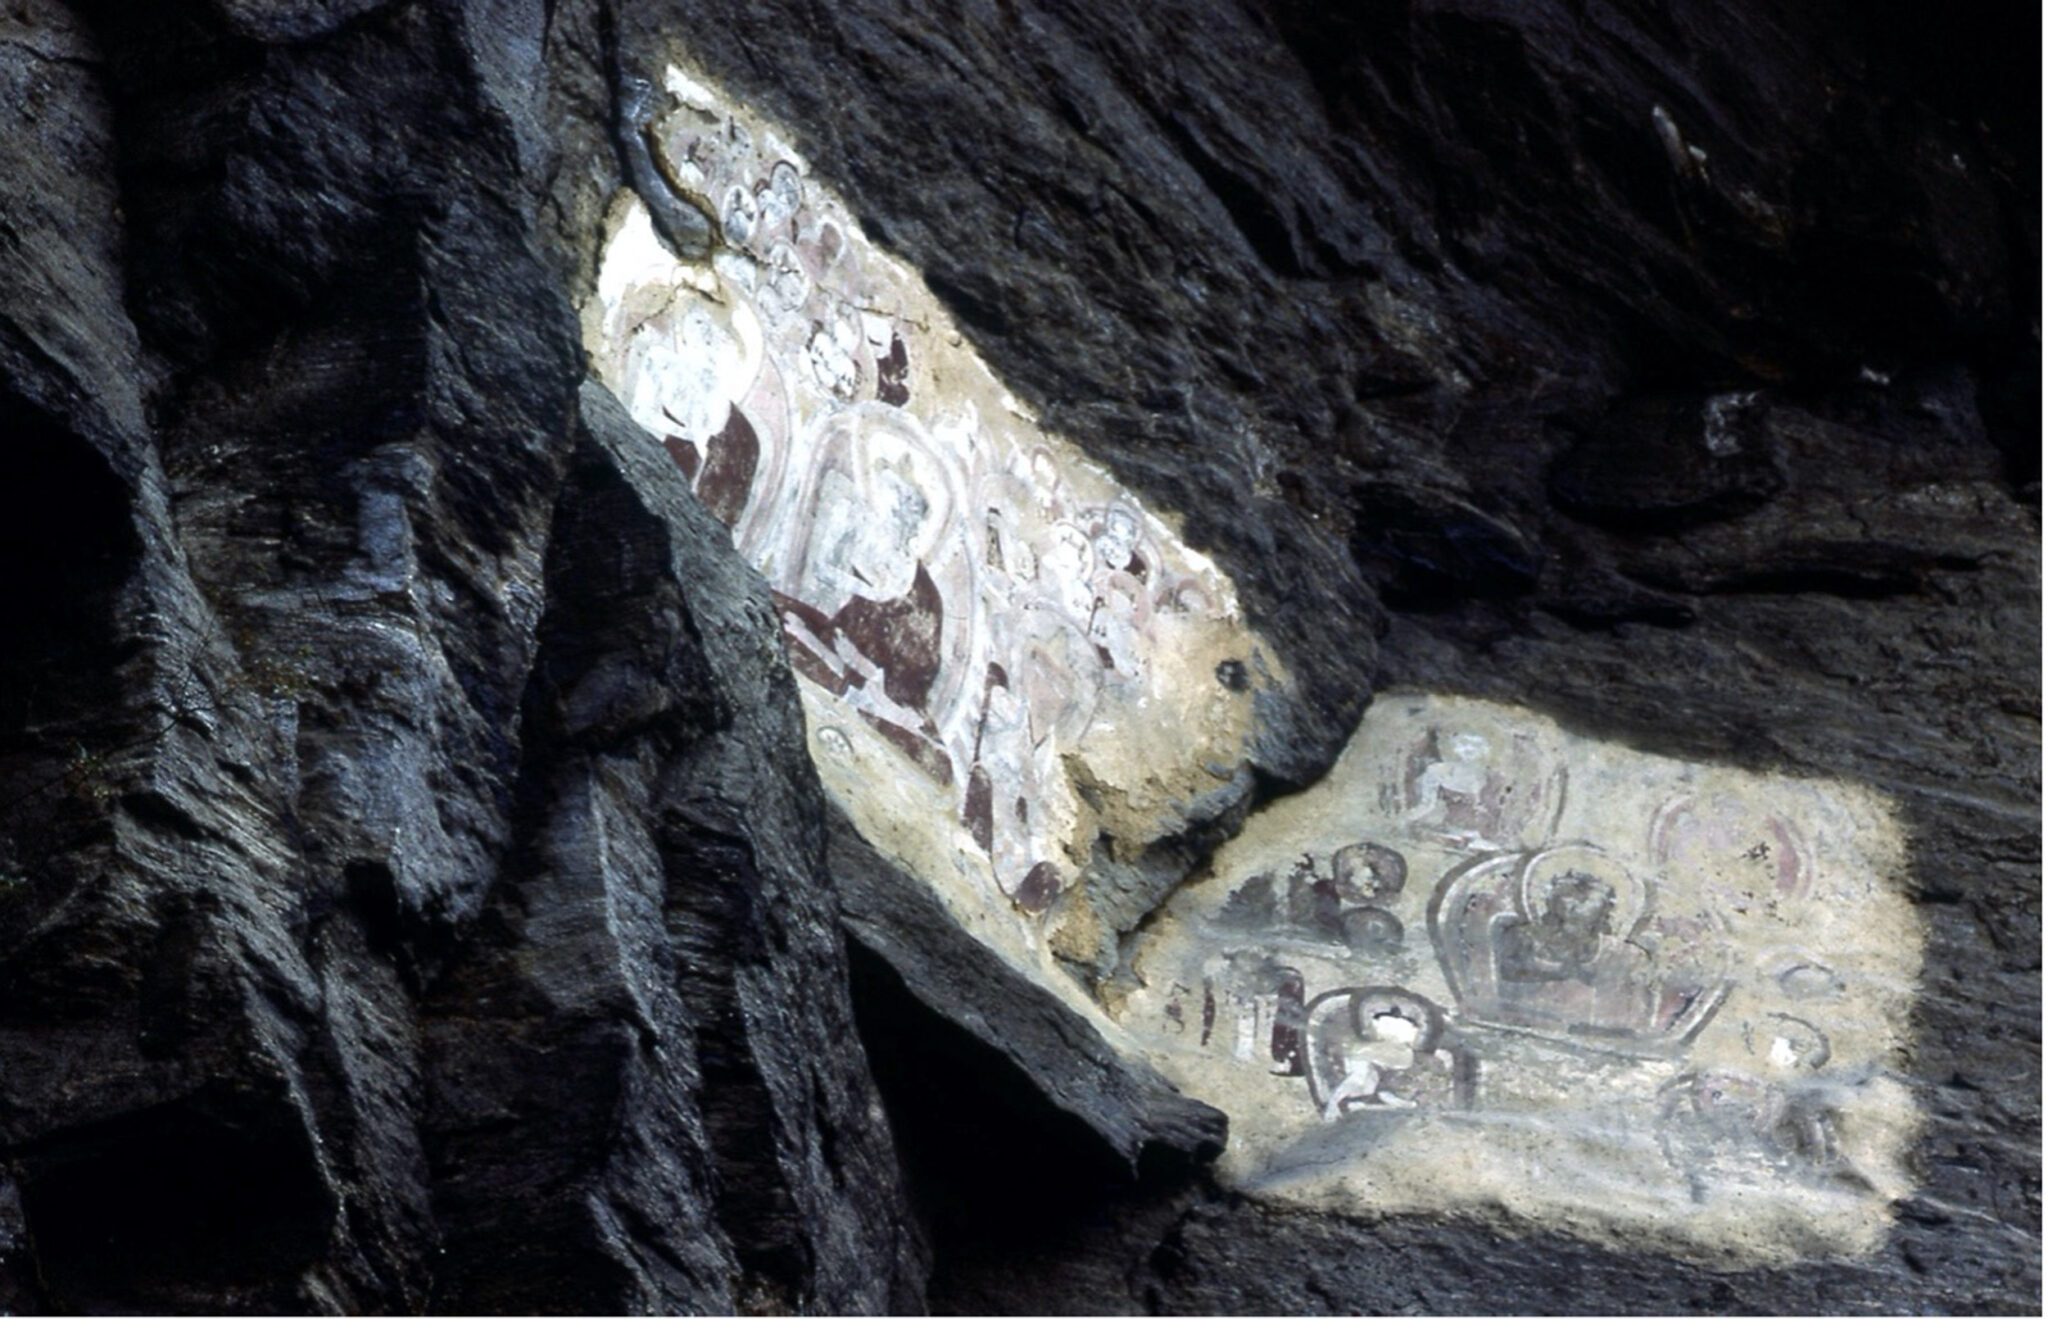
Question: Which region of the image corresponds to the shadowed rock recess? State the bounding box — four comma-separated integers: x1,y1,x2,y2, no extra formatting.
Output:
0,0,2034,1313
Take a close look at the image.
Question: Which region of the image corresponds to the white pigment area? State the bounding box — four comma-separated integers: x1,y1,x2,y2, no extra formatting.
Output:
1116,693,1924,1266
585,62,1284,996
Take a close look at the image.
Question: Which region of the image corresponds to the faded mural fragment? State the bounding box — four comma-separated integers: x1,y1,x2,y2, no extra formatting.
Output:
583,68,1922,1267
1123,695,1922,1265
585,64,1278,974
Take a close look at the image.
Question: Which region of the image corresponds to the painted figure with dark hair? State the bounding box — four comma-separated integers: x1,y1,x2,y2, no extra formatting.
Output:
1493,869,1656,1036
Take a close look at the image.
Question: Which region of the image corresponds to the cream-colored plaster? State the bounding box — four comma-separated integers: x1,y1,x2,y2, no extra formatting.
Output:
1117,693,1923,1265
585,61,1284,986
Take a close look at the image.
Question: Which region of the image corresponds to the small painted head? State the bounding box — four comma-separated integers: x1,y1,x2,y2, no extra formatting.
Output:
1543,871,1617,939
1349,988,1443,1054
1332,841,1406,903
1094,505,1141,572
1339,905,1404,957
1763,1015,1831,1071
1449,732,1490,762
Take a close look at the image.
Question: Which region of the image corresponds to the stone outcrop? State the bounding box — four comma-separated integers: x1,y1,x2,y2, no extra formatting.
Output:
0,0,2035,1313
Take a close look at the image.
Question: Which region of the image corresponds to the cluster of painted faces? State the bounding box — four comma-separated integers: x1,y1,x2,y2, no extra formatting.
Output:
1195,726,1864,1184
610,100,1238,915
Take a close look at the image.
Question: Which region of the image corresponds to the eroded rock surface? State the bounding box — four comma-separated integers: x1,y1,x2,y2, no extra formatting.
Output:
0,2,920,1312
628,2,2035,1310
0,0,2036,1314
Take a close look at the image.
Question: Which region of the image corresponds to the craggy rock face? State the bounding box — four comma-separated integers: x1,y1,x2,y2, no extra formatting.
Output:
0,0,2036,1314
582,62,1943,1278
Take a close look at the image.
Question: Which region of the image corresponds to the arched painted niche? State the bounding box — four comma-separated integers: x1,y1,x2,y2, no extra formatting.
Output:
584,64,1923,1268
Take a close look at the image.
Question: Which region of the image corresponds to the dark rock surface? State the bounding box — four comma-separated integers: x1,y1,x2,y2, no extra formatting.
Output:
0,3,920,1310
0,0,2036,1314
832,805,1226,1177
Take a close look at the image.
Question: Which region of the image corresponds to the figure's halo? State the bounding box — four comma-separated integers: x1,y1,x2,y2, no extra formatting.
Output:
1517,844,1648,937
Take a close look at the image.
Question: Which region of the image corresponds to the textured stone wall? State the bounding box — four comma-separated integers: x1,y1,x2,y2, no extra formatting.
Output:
0,0,2036,1313
579,57,1955,1281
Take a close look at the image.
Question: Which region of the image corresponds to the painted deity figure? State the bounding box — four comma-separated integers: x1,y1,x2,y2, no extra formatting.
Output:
1431,846,1732,1056
1493,870,1658,1034
1399,726,1562,851
1305,987,1472,1119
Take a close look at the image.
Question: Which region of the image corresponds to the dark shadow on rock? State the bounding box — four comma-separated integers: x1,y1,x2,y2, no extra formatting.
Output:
16,1084,334,1314
832,804,1225,1302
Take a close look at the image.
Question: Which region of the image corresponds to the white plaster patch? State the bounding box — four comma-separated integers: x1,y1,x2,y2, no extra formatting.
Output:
1118,694,1922,1266
585,62,1282,980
